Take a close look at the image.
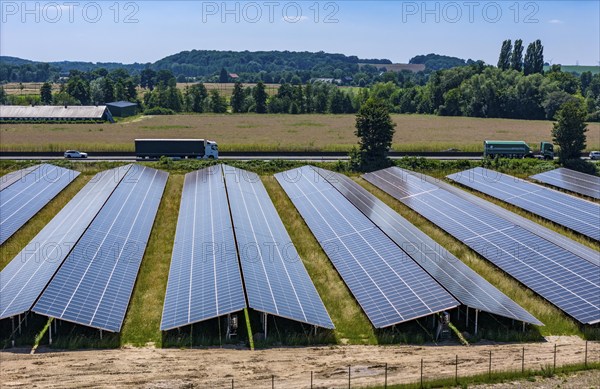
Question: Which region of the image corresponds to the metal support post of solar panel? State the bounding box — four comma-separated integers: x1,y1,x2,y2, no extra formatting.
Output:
312,167,541,326
363,167,600,325
1,165,131,320
530,168,600,200
33,165,168,332
161,166,246,331
275,166,458,329
224,165,334,329
447,167,600,241
0,164,80,245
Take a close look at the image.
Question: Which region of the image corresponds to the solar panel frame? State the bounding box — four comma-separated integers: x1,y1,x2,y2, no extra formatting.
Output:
0,164,80,245
275,166,459,328
364,167,600,325
160,166,246,331
32,165,168,332
0,166,130,320
447,167,600,241
314,167,542,325
225,165,334,329
530,168,600,200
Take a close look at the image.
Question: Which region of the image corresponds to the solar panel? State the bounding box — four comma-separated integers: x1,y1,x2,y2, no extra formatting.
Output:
313,168,542,325
447,167,600,241
530,168,600,200
364,167,600,325
0,164,42,191
225,165,333,329
275,166,458,328
0,166,130,320
161,166,246,331
0,164,80,245
33,165,168,332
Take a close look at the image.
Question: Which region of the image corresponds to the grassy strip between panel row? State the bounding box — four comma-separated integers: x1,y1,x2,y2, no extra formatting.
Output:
367,362,600,389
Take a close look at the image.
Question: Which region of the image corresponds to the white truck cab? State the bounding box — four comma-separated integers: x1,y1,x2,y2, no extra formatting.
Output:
205,140,219,159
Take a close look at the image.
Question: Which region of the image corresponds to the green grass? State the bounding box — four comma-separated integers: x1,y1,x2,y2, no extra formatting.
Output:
140,125,192,130
367,362,600,389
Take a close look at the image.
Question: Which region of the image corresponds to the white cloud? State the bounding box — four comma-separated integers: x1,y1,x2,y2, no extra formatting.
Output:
548,19,564,24
282,15,308,23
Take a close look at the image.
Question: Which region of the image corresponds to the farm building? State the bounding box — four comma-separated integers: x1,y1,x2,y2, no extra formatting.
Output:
106,101,138,117
0,105,114,123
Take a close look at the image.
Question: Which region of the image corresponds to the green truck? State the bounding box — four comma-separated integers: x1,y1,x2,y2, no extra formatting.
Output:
483,140,554,160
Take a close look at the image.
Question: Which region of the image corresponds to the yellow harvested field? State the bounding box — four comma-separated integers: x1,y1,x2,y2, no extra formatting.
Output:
1,114,598,152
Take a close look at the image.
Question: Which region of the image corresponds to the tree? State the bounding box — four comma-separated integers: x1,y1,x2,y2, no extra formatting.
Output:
511,39,524,71
40,82,53,104
524,40,544,75
350,97,396,171
140,68,156,90
219,68,229,83
253,82,267,113
184,83,208,113
497,39,512,70
209,90,228,113
0,86,6,104
551,100,588,162
66,75,90,105
230,82,245,113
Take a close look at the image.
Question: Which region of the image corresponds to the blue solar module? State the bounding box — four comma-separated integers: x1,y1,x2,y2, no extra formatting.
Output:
0,166,130,320
447,167,600,241
225,165,334,329
0,164,80,245
531,168,600,200
364,167,600,325
33,165,168,332
275,166,458,328
161,166,246,331
314,168,542,326
0,165,41,191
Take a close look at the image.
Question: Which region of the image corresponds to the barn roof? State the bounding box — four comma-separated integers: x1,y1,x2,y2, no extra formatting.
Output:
0,105,110,119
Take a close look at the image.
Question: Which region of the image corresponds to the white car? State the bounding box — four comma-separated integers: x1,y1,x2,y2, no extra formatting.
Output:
590,151,600,160
64,150,88,159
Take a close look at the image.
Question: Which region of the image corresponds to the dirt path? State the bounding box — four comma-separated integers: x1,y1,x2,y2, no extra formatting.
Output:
1,336,597,388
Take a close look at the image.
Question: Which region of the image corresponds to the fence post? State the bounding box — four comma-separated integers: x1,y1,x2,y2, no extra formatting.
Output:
384,363,388,389
231,378,234,389
420,358,423,388
348,365,351,389
522,347,525,373
271,374,274,389
488,350,492,379
553,344,557,371
455,355,458,385
585,341,588,367
311,371,313,389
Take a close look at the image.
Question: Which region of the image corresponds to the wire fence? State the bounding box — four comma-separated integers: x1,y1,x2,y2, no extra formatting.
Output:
205,341,598,388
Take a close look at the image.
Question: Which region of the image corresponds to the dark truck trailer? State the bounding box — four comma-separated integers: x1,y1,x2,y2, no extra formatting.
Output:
135,139,218,160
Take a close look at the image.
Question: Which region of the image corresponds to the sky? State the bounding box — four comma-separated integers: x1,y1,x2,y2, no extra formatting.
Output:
1,0,599,65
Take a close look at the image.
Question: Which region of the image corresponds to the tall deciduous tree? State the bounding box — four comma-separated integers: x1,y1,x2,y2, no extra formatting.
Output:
40,82,53,104
253,82,268,113
511,39,524,71
230,82,245,113
552,100,588,161
524,39,544,75
497,39,512,70
350,97,396,171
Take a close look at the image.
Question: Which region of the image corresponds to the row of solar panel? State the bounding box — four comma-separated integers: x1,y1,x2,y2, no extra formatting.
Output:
161,165,333,331
276,166,542,328
1,165,168,333
364,167,599,325
0,164,80,245
448,167,599,241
